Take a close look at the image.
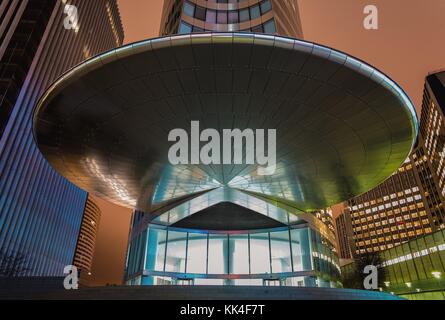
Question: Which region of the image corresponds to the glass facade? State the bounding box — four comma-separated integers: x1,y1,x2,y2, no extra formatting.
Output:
126,224,340,287
0,1,123,277
161,0,302,37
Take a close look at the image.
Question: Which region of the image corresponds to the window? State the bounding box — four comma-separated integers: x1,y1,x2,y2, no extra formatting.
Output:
250,233,271,273
164,231,187,272
192,26,204,33
183,1,195,17
179,21,192,34
228,10,239,24
206,9,216,23
270,231,292,273
250,5,261,19
263,19,276,34
145,228,167,271
208,234,227,274
217,11,228,24
229,235,249,274
195,5,206,20
239,9,250,22
251,24,263,33
186,233,207,274
260,0,272,14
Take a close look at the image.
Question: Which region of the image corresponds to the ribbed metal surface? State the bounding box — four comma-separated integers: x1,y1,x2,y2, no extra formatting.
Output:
33,33,417,219
73,196,101,274
0,0,123,276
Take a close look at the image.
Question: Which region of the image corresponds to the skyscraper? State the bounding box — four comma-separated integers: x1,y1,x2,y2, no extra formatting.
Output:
73,196,101,285
420,71,445,206
160,0,303,37
338,71,445,257
0,0,123,277
335,211,354,260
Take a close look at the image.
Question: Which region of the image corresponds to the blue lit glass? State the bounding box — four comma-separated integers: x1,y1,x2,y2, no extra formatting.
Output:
183,1,195,17
178,21,192,34
165,231,187,272
250,233,271,274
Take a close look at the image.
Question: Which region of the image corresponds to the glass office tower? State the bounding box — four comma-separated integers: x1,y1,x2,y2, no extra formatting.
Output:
160,0,303,37
0,0,123,276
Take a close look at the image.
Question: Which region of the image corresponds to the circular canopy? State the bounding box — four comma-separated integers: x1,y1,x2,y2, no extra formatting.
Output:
33,33,417,213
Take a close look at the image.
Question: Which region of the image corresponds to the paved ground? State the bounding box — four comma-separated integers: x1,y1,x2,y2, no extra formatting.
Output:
0,284,402,300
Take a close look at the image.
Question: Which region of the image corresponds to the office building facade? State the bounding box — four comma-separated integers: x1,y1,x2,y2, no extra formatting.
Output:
73,196,101,283
341,227,445,299
339,71,445,257
0,0,123,276
160,0,303,37
335,211,354,260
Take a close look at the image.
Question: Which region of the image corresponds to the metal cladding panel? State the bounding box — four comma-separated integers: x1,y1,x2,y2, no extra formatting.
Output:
34,33,417,218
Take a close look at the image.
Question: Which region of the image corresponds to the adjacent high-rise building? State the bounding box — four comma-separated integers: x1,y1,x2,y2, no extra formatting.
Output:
73,196,101,284
335,211,353,260
0,0,123,277
420,71,445,205
160,0,303,37
338,71,445,257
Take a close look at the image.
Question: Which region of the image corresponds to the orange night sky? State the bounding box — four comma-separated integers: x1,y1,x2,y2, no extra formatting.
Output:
89,0,445,286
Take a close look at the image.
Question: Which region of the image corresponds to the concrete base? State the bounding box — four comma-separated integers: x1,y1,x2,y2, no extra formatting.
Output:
2,285,402,300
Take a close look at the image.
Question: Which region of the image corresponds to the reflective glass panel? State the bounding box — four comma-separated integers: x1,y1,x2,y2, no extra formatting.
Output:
250,5,261,19
146,228,167,271
183,1,195,17
260,0,272,14
229,234,249,274
250,233,271,274
206,10,216,23
208,234,228,274
186,233,208,274
165,231,187,272
270,231,292,273
239,9,249,22
263,19,276,34
178,22,192,34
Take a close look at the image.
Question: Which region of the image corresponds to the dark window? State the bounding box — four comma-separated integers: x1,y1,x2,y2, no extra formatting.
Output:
239,8,249,22
250,5,261,19
228,11,239,24
192,26,204,33
263,19,276,34
252,24,263,33
260,0,272,14
217,11,228,24
195,5,206,20
206,10,217,23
